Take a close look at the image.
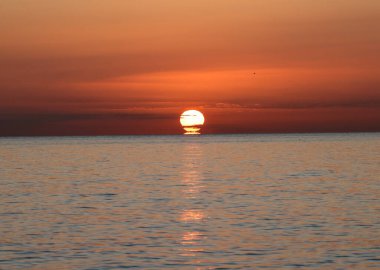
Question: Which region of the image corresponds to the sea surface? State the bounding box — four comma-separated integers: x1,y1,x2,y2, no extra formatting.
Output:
0,133,379,269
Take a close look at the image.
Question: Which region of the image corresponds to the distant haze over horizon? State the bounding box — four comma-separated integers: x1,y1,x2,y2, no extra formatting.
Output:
1,0,379,136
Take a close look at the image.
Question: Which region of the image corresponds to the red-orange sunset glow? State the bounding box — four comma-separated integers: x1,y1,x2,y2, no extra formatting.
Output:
1,1,379,135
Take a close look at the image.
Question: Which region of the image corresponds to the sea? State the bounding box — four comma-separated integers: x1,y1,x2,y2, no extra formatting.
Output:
0,133,379,269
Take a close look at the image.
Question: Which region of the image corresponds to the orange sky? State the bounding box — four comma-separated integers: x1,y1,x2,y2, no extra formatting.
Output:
1,0,379,135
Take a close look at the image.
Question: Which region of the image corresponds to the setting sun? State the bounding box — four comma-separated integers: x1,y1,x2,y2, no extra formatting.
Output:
180,110,205,135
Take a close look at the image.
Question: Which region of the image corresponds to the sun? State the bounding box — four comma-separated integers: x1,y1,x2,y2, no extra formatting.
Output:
180,110,205,135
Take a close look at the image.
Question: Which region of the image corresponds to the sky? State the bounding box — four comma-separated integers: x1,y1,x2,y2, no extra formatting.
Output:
1,0,379,135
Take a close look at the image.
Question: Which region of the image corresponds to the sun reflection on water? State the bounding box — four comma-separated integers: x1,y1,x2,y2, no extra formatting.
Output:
180,209,205,222
179,143,207,262
181,231,207,257
182,166,203,198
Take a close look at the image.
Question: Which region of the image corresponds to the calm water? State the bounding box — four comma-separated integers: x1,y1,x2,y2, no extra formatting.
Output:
0,134,379,269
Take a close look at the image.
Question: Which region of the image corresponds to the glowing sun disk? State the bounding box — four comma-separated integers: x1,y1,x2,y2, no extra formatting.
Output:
180,110,205,135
